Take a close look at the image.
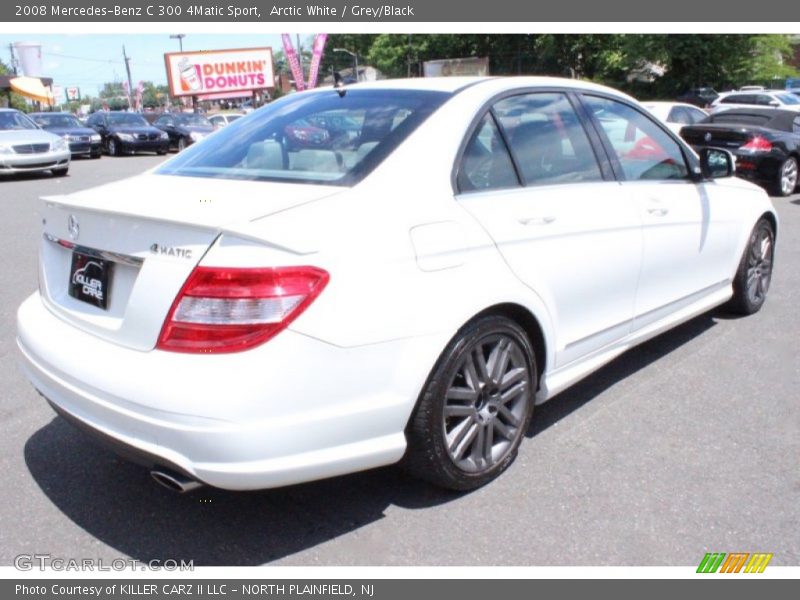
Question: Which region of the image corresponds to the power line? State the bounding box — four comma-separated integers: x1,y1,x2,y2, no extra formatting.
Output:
47,51,121,64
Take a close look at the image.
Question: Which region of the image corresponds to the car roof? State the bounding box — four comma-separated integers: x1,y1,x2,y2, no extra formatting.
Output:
309,76,634,100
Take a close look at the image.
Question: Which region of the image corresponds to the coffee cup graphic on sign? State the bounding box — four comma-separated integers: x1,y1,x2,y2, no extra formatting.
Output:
179,58,202,93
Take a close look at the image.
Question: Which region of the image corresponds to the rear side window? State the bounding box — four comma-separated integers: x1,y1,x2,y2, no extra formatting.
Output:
157,89,450,186
670,106,707,125
457,114,519,192
685,106,708,124
494,93,603,186
584,95,689,181
667,107,693,124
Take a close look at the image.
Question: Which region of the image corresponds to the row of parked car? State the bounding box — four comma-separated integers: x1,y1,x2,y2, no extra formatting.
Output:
640,90,800,196
2,85,800,197
0,108,244,178
677,85,800,111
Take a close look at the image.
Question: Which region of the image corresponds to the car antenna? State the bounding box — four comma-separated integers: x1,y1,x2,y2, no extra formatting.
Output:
333,72,347,97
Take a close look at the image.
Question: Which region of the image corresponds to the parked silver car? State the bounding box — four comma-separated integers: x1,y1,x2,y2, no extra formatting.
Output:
710,90,800,114
0,109,71,177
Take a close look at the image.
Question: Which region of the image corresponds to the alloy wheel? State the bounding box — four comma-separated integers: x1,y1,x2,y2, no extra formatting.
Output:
780,158,797,196
443,334,531,473
746,225,773,305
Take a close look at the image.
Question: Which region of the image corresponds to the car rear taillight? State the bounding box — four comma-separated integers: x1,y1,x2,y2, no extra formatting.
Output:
740,136,773,152
157,266,329,353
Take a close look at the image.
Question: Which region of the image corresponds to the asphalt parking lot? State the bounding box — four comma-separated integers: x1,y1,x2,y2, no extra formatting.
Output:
1,155,798,567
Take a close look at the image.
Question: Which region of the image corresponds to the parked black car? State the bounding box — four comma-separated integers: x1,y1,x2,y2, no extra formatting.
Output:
680,108,800,196
29,112,102,158
153,113,215,152
85,111,169,156
676,87,719,109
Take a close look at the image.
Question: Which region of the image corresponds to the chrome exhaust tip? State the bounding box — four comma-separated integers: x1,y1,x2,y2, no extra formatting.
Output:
150,469,203,494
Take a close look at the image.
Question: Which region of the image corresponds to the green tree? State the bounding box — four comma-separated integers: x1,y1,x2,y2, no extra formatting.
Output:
295,34,800,98
140,81,169,108
621,34,799,96
0,58,28,111
533,35,627,81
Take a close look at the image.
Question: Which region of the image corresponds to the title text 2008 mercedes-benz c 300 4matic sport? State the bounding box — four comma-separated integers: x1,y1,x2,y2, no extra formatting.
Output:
17,78,777,493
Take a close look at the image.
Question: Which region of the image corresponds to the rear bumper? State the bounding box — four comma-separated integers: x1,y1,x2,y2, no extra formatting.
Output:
16,293,436,490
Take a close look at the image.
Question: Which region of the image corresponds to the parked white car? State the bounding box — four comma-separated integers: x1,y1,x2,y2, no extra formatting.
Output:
17,77,777,493
710,90,800,114
641,101,708,134
208,113,244,129
0,109,71,176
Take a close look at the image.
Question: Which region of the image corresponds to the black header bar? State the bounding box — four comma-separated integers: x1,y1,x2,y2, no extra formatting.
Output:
1,0,794,22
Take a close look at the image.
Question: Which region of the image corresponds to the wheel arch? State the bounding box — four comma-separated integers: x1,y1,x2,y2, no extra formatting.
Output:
464,302,548,392
760,210,778,242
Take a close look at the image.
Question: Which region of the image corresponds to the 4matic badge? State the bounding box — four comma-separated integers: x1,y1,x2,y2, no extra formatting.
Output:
150,243,193,259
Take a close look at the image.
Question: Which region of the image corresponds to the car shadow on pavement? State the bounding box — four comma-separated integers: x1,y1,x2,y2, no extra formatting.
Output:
24,312,717,566
528,312,717,437
24,418,458,565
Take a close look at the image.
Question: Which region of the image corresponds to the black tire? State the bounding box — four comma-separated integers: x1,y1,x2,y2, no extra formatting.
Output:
51,167,69,177
725,217,775,315
773,156,798,197
402,315,536,491
107,138,120,157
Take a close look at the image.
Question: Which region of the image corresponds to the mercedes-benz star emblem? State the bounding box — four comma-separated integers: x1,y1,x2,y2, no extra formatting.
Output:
67,215,79,241
704,132,713,143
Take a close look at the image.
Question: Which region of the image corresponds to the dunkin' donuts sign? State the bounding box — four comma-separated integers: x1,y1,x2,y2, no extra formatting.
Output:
165,47,275,97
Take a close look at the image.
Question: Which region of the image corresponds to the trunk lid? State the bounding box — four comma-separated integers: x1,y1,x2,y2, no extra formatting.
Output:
39,173,342,351
680,123,764,150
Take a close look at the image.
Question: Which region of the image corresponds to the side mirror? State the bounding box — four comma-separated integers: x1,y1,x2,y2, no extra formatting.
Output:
699,147,735,179
768,100,780,107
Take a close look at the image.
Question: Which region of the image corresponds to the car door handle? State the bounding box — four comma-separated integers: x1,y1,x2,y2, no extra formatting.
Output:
519,215,556,226
647,207,669,216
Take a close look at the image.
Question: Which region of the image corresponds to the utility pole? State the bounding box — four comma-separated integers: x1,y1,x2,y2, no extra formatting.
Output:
170,34,185,52
122,45,134,110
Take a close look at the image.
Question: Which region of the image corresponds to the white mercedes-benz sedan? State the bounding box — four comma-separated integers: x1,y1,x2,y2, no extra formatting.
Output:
17,77,777,492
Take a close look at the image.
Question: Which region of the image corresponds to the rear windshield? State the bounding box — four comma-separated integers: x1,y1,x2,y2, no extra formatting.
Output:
710,114,772,126
776,93,800,105
108,113,149,126
175,113,213,127
156,89,451,186
33,114,82,128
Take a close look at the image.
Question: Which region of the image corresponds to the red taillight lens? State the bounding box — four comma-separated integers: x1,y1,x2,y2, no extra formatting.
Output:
157,266,329,353
740,136,772,152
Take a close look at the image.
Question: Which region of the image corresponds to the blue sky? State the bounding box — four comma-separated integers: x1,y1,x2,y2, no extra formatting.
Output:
0,34,314,96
